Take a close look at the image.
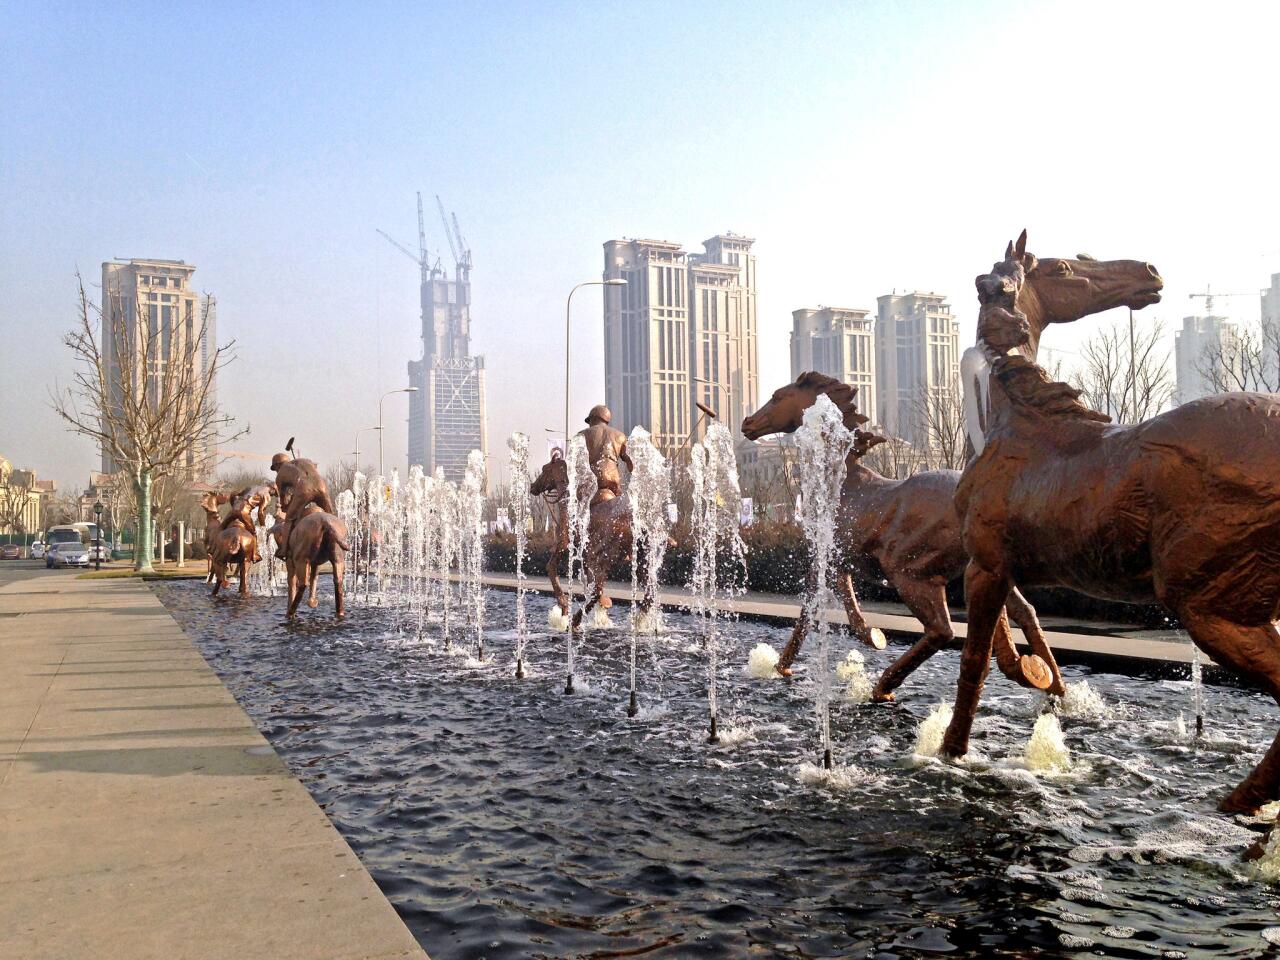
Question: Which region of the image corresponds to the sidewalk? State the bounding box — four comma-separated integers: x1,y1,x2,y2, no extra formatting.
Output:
0,566,427,960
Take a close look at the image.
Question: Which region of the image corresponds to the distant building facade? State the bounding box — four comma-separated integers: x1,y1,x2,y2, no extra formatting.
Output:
1174,313,1238,403
406,231,486,484
1263,273,1280,336
790,306,876,423
603,234,757,454
99,259,217,477
874,291,959,446
0,457,54,536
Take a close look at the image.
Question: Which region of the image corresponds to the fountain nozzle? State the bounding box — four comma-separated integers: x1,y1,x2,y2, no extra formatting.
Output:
822,747,833,770
708,712,719,743
627,688,638,717
515,657,526,680
564,673,575,695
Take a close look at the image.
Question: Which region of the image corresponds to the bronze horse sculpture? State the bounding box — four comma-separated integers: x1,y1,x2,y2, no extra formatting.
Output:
270,505,349,619
743,373,1060,701
200,491,231,584
530,449,642,630
941,241,1280,819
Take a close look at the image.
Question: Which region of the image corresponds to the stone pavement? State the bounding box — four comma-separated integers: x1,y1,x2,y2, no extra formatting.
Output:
479,571,1209,670
0,562,427,960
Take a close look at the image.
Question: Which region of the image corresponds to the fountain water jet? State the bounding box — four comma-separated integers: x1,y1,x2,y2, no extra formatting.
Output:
794,394,857,768
564,435,597,694
508,433,532,678
688,421,747,743
626,427,671,717
460,452,486,660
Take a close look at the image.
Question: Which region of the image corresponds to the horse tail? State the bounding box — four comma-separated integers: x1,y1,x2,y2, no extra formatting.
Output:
321,516,350,554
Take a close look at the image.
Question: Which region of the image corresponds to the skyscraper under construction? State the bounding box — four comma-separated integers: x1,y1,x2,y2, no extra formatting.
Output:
383,194,487,483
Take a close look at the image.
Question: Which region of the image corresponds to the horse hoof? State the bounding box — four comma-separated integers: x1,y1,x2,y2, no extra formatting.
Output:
872,690,895,703
600,596,613,609
866,628,887,650
1019,654,1053,691
775,665,793,679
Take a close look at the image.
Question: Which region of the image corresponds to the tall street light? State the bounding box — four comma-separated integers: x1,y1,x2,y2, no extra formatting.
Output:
562,277,626,695
93,500,103,571
354,426,382,477
378,387,419,477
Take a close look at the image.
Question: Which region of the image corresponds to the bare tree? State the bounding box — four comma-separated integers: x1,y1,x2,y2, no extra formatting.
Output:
1196,320,1280,394
863,430,917,479
51,277,242,571
324,459,357,498
0,465,35,535
1074,319,1174,424
911,376,967,471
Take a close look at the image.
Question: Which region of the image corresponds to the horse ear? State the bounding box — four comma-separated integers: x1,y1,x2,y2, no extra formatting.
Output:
1015,229,1028,258
1004,240,1015,260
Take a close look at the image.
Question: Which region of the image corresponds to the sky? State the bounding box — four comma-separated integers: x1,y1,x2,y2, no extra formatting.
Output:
2,0,1278,492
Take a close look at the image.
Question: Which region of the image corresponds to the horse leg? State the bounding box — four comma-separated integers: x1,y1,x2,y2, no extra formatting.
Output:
238,555,250,596
333,558,346,618
872,574,953,702
989,607,1053,692
838,566,884,650
287,563,305,619
1177,611,1280,814
308,563,319,608
1005,586,1064,696
941,563,1010,759
776,565,818,677
546,552,569,616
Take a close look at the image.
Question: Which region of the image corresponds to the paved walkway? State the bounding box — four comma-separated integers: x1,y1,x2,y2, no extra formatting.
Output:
0,563,427,960
480,571,1207,669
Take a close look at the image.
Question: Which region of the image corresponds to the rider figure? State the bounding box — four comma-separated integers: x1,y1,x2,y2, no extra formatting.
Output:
577,404,632,506
270,452,334,560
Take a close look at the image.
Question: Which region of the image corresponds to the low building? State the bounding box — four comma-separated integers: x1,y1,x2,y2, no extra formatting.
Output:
0,457,54,537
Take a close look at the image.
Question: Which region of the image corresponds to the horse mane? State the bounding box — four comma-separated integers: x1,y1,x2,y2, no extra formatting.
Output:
794,371,870,426
991,355,1111,424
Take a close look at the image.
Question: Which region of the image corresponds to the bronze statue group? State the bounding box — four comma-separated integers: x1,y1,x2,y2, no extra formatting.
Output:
201,450,349,618
204,232,1280,855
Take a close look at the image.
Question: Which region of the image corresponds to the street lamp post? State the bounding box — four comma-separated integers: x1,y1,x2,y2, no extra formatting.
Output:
562,278,627,694
354,426,382,477
92,500,103,571
378,387,419,477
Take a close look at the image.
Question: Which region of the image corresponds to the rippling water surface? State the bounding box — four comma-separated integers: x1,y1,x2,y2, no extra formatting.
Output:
155,581,1280,959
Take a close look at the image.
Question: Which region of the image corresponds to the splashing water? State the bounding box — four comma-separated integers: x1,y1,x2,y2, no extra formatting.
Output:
1191,642,1206,735
746,642,780,679
1056,679,1111,721
794,394,857,767
836,649,873,703
547,605,570,631
796,761,876,791
913,702,954,759
1024,713,1072,773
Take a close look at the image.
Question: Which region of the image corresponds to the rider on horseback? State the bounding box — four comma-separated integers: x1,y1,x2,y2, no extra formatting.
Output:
577,404,633,506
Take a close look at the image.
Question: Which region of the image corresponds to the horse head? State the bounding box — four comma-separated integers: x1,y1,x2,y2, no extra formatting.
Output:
742,371,870,440
530,449,568,500
989,229,1162,356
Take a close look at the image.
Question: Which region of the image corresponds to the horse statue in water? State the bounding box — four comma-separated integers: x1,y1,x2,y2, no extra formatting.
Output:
530,449,644,630
200,491,231,584
268,505,349,619
942,241,1280,821
743,374,1060,701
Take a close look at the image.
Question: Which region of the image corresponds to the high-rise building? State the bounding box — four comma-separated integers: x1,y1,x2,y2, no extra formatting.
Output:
874,291,959,447
99,259,217,476
404,198,487,483
1174,313,1239,403
1262,273,1280,335
790,306,876,423
602,233,757,454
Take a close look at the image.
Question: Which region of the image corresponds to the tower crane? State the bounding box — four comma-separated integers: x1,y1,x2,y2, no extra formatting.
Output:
1189,286,1254,314
376,193,433,285
435,194,459,270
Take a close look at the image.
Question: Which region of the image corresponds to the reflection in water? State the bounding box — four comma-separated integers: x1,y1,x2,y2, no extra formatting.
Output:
157,581,1280,959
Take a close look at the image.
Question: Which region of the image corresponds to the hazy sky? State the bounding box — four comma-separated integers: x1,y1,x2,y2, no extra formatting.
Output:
3,1,1278,492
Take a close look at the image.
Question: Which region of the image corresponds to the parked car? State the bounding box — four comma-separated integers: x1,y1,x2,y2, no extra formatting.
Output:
48,541,90,569
0,544,22,560
88,540,112,563
45,527,88,569
29,539,46,559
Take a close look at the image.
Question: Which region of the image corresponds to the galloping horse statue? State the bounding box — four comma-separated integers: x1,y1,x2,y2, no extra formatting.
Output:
269,505,349,619
530,449,641,630
942,240,1280,820
743,374,1060,700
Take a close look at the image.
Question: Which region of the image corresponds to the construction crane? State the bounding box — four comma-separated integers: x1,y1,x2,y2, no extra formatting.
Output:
376,193,432,284
435,194,459,270
451,211,472,272
1189,286,1254,315
434,195,473,275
